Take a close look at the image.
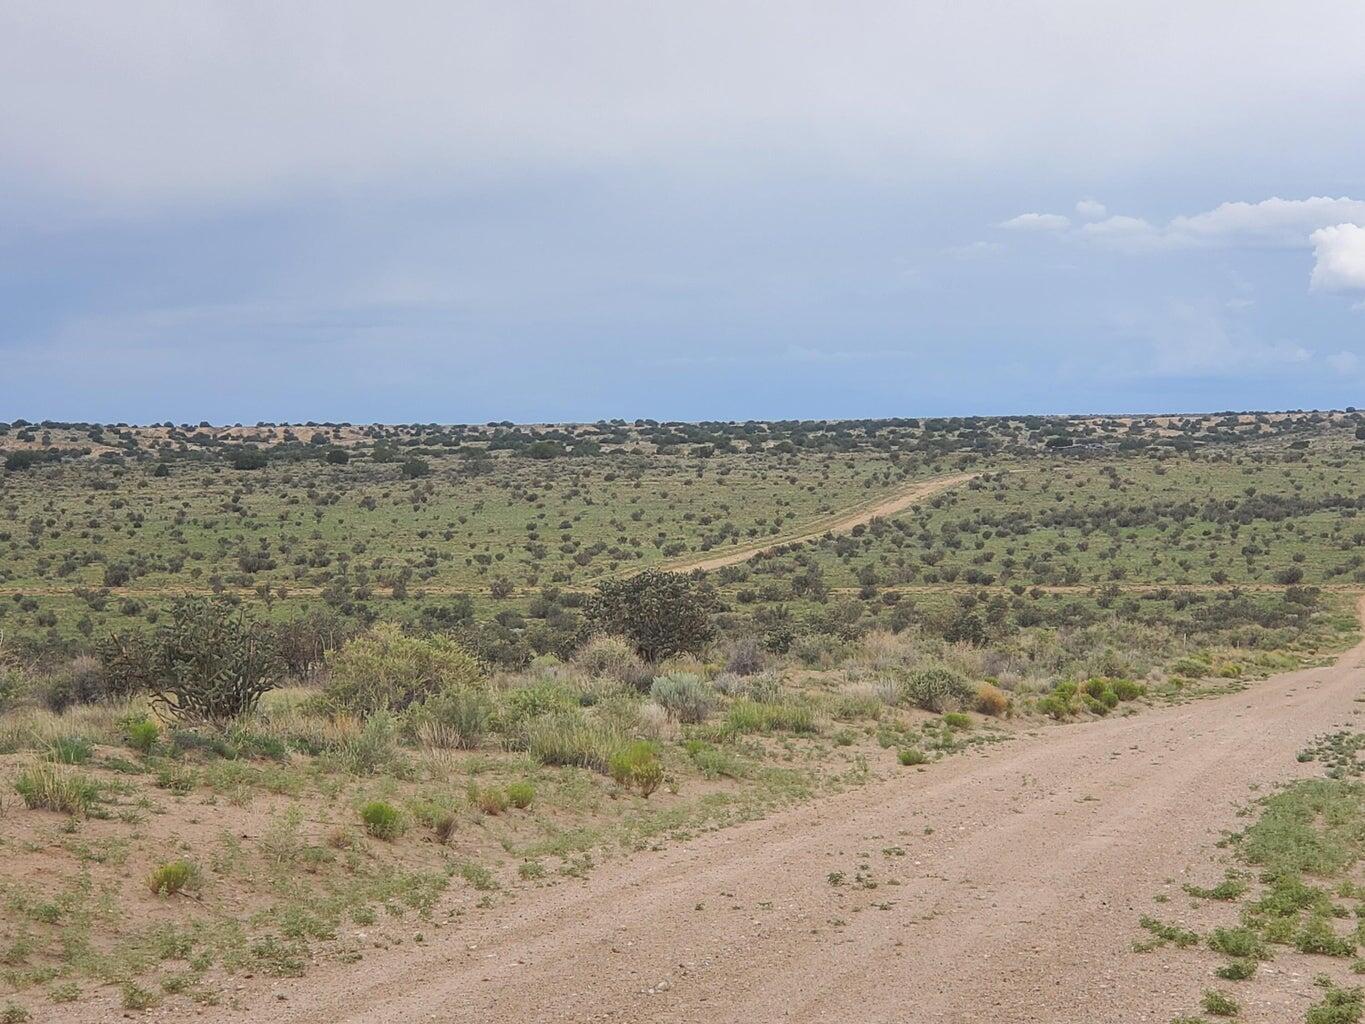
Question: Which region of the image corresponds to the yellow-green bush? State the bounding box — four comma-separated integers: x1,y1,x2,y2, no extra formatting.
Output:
323,623,482,714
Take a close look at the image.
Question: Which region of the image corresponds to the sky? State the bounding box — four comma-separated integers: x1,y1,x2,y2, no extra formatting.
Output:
2,2,1364,424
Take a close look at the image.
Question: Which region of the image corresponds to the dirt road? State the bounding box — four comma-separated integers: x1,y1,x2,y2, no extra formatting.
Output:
661,471,976,574
183,600,1365,1024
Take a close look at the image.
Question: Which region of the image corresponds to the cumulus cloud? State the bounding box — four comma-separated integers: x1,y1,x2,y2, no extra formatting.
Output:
1078,214,1159,247
1075,198,1107,220
1070,197,1365,251
998,213,1070,231
1169,197,1365,247
1309,224,1365,291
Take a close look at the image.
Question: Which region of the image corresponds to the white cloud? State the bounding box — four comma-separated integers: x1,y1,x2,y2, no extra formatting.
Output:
1075,198,1107,220
1073,197,1365,252
999,213,1070,231
1022,196,1365,295
1169,197,1365,247
1310,224,1365,291
1078,214,1159,248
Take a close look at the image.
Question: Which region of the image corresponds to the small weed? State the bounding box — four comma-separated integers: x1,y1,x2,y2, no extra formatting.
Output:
1200,989,1239,1017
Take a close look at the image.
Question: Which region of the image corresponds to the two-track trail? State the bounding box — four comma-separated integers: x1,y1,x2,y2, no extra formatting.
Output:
163,600,1365,1024
657,471,976,574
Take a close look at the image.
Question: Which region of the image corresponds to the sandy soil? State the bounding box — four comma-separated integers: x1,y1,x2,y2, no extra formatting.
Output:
118,600,1359,1024
660,472,977,574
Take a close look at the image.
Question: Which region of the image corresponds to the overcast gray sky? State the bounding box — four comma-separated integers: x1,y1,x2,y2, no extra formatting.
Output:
3,1,1364,422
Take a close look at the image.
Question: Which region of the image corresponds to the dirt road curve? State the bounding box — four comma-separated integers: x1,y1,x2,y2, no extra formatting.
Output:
173,601,1365,1024
661,472,977,574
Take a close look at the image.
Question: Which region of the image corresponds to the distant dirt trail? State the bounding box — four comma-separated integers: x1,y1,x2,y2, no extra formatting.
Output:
661,471,976,574
165,602,1365,1024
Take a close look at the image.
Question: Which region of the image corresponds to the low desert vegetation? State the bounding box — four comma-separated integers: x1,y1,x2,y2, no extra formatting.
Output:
0,411,1361,1016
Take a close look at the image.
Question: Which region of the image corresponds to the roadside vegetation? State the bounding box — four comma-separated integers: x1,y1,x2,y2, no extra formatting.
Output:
1137,731,1365,1023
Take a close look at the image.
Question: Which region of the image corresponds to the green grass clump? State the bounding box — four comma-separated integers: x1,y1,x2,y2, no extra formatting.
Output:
359,800,405,839
506,781,535,809
13,762,99,815
941,712,972,731
49,735,93,764
1200,989,1239,1017
898,747,929,766
0,1004,30,1024
724,699,815,735
147,860,199,896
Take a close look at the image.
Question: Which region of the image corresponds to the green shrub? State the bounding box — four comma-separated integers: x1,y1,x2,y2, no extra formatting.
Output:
359,800,405,839
572,635,643,681
506,781,535,809
1207,926,1266,960
1111,678,1145,701
1297,916,1357,957
903,667,975,713
587,569,717,663
650,673,713,724
1305,985,1364,1024
608,741,664,797
123,716,160,754
323,622,482,714
495,684,576,733
898,747,929,766
941,712,972,730
1214,958,1256,980
14,762,99,815
148,860,199,896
